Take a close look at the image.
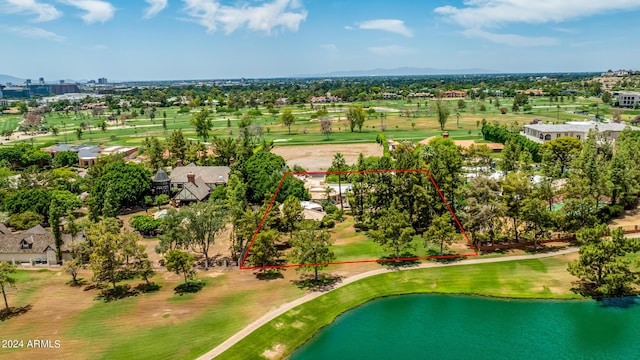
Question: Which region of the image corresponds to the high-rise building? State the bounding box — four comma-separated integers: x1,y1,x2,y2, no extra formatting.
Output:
39,77,45,84
98,77,107,85
25,79,32,85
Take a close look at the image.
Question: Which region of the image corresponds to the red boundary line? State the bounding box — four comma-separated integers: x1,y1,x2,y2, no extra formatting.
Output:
239,169,478,270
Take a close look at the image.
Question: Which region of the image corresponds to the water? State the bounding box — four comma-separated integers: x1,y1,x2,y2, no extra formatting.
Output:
290,295,640,360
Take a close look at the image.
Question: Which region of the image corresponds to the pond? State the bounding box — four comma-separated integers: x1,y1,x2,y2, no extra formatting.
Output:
290,294,640,359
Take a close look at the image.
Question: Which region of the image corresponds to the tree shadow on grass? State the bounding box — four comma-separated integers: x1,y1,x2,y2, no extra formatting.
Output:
174,280,205,295
135,282,161,293
424,249,465,264
525,244,566,254
0,305,33,321
96,285,139,302
255,270,284,281
292,274,344,292
66,278,89,287
377,253,421,269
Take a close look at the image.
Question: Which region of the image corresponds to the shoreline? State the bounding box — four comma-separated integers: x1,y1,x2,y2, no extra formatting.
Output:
198,246,579,360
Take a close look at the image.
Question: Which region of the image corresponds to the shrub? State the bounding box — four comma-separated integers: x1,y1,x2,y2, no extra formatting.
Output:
9,211,43,230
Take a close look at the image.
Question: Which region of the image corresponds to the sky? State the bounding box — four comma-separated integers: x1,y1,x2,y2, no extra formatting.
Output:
1,0,640,81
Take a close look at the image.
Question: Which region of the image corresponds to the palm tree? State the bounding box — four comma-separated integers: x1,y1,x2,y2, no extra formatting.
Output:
331,153,347,209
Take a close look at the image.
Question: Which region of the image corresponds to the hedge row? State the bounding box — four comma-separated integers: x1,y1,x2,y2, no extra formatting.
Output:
481,124,540,162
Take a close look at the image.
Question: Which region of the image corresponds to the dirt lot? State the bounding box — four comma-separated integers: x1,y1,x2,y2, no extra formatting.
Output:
271,143,383,171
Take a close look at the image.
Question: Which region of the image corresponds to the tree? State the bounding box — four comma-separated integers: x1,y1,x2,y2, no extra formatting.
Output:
499,137,521,173
320,117,332,139
75,127,83,140
181,200,228,270
289,222,336,281
347,106,365,132
8,211,44,230
167,129,187,163
247,229,281,268
281,195,303,238
601,91,612,104
435,100,450,131
64,242,89,286
88,227,123,291
52,151,79,167
540,137,582,176
424,213,457,256
190,107,213,141
500,172,530,242
243,152,308,204
91,161,152,216
49,197,64,262
0,262,17,311
165,249,196,285
568,225,640,298
280,108,295,134
156,208,188,253
130,215,162,236
463,176,505,248
331,153,347,209
369,208,415,258
144,136,164,171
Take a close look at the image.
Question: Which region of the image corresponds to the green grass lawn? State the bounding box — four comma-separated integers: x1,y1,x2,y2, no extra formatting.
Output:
216,255,581,360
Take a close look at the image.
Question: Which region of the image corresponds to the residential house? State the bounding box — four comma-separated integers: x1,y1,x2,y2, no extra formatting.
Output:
42,144,138,167
0,224,85,265
522,121,640,143
169,164,230,204
614,91,640,108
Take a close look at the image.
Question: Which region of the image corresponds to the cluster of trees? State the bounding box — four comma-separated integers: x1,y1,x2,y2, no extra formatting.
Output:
64,218,154,295
481,123,541,161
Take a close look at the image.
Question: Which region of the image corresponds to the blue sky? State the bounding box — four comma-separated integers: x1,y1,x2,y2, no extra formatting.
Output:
1,0,640,81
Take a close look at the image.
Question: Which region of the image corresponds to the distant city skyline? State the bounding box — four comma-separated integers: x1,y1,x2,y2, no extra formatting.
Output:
1,0,639,81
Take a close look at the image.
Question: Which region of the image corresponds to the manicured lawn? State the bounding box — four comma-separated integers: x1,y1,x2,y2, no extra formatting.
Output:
216,255,581,360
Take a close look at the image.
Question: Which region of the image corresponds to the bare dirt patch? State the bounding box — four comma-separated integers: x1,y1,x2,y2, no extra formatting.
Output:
263,343,286,359
272,143,383,171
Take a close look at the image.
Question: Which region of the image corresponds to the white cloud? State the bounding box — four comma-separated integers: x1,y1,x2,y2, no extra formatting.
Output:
461,28,559,47
358,19,413,37
91,44,107,49
344,25,353,30
434,0,640,29
182,0,307,34
61,0,115,24
143,0,167,19
368,45,415,56
5,25,66,41
434,0,640,46
2,0,62,22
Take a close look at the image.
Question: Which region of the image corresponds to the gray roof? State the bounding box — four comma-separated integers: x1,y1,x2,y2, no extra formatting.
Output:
174,177,210,201
153,169,170,182
0,225,84,254
169,164,230,184
524,122,640,133
0,223,11,235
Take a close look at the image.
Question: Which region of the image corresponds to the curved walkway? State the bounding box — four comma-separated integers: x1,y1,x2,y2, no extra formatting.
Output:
197,247,579,360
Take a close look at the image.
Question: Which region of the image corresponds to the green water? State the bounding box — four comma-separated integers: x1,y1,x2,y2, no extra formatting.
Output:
290,295,640,360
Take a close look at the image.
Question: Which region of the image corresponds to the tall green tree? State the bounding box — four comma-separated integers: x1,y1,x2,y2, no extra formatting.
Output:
369,208,415,258
190,107,213,141
247,229,281,269
165,249,196,285
499,137,521,173
281,195,304,239
0,262,17,311
424,213,457,256
167,129,187,163
463,176,506,248
568,225,640,298
331,153,347,209
289,222,335,281
435,100,450,131
182,200,228,270
280,108,295,134
500,172,530,243
347,106,365,132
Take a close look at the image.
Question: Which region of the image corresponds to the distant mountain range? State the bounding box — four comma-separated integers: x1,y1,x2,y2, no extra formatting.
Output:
0,74,26,85
298,67,499,78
